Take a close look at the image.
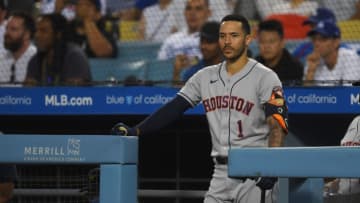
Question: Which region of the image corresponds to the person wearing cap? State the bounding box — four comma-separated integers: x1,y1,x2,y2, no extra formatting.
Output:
291,7,350,64
303,21,360,86
172,21,223,85
61,0,118,58
255,19,304,86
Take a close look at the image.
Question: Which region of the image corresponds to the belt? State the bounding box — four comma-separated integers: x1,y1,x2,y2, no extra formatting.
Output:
215,156,228,165
215,156,248,182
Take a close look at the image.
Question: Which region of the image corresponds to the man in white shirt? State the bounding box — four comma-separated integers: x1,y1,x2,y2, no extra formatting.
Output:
139,0,177,42
0,12,37,86
303,21,360,86
157,0,210,64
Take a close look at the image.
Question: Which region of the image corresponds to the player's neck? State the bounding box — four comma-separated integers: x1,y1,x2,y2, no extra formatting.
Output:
226,54,248,76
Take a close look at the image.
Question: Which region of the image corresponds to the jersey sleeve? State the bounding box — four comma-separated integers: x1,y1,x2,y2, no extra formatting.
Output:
341,116,360,146
258,70,283,104
177,70,203,107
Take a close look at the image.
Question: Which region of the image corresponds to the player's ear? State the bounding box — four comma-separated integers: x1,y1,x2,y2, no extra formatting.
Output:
245,34,252,46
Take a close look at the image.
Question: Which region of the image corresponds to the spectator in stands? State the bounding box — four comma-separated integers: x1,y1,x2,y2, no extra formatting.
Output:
170,0,233,29
255,19,303,86
0,0,8,51
303,21,360,86
24,13,92,86
157,0,210,65
323,115,360,196
0,165,17,203
138,0,178,42
60,0,117,58
320,0,360,21
292,7,341,64
0,12,37,86
173,21,222,85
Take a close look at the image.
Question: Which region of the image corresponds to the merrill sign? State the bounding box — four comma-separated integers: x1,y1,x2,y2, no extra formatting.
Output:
23,138,84,162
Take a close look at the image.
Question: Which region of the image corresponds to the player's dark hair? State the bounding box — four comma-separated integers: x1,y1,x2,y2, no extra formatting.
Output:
221,14,251,36
258,19,284,39
10,11,35,39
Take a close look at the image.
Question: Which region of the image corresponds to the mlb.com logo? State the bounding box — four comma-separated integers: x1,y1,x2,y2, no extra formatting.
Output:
350,93,360,105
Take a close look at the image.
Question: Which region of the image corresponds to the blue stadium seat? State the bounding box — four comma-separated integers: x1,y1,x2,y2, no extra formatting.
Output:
145,59,174,86
248,41,259,57
117,41,162,61
89,59,147,85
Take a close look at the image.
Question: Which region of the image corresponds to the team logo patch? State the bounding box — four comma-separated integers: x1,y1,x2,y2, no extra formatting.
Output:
272,86,284,98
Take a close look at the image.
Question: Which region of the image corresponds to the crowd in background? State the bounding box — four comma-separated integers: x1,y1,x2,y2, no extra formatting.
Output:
0,0,359,87
0,1,359,202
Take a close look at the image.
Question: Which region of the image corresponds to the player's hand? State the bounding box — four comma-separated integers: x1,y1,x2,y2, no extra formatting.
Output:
111,122,135,136
255,177,277,190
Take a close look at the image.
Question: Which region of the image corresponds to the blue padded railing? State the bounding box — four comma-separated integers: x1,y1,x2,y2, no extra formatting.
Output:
228,147,360,203
0,134,138,203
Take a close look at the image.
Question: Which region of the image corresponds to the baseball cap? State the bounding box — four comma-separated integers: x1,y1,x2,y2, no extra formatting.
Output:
200,21,220,43
307,21,341,38
303,7,336,25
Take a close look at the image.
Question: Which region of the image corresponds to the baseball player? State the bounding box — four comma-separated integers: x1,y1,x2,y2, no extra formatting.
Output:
324,115,360,196
112,14,288,203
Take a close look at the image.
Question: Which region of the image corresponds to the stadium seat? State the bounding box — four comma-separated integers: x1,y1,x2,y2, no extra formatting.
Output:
89,59,147,85
266,14,311,39
145,59,174,86
118,20,141,41
338,20,360,40
117,41,162,60
248,41,259,57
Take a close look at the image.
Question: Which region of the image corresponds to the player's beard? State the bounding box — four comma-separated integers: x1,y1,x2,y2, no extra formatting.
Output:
224,39,247,63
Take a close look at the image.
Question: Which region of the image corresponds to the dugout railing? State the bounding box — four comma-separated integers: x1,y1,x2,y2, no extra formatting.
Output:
0,134,138,203
228,146,360,203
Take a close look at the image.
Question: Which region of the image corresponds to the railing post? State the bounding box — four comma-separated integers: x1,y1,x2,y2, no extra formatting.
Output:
100,164,137,203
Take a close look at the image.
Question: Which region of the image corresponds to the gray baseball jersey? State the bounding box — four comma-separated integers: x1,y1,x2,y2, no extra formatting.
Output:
338,115,360,194
178,58,283,157
341,115,360,146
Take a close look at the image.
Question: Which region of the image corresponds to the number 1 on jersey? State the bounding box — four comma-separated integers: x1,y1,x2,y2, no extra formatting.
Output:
237,120,244,138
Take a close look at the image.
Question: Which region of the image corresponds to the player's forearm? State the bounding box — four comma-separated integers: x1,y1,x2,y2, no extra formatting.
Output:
135,95,191,136
267,117,286,147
